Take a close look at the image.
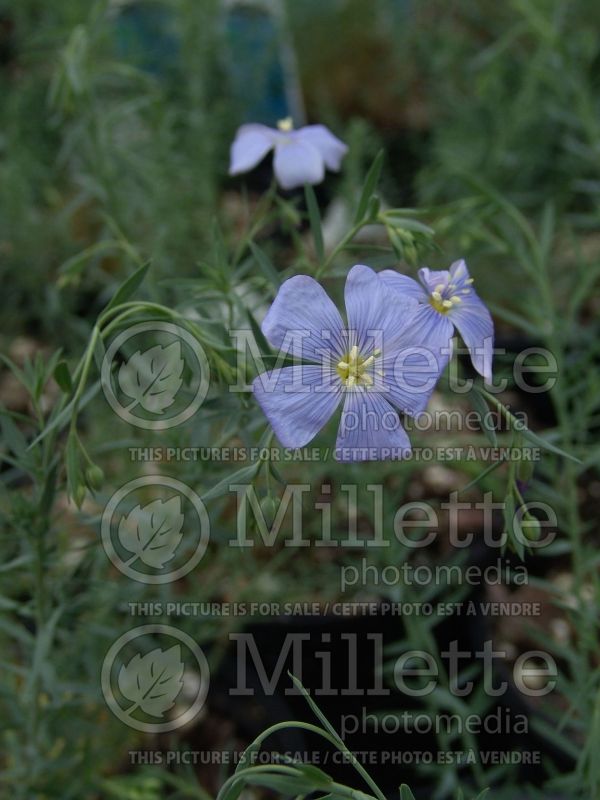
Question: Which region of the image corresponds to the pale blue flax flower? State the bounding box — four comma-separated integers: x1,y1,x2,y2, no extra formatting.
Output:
380,260,494,380
229,117,348,190
252,265,450,461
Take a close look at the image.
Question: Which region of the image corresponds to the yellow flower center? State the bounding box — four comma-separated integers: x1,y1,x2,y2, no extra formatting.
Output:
336,345,382,388
277,116,294,132
429,279,473,314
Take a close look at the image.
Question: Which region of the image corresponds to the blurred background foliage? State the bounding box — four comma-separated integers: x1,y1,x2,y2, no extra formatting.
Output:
1,1,600,799
2,0,600,337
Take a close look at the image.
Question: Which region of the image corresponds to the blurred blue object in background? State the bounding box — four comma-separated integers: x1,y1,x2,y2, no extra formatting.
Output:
221,0,304,126
113,0,180,77
112,0,303,126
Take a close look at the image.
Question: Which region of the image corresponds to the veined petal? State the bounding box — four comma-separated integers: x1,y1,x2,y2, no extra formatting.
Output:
261,275,345,363
273,139,324,189
253,366,341,448
229,124,275,175
344,264,418,354
450,293,494,380
418,267,450,291
448,258,471,289
382,305,453,416
297,125,348,171
379,270,429,303
335,389,411,462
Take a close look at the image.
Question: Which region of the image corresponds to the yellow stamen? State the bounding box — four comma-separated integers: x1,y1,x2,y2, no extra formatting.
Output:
430,290,463,314
336,344,382,388
277,116,293,132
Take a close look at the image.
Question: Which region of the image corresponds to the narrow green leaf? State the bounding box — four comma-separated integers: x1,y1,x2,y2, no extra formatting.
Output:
469,388,497,446
65,431,83,505
53,361,73,394
218,777,245,800
28,381,101,449
304,184,324,263
249,241,281,287
354,149,384,224
503,492,524,559
473,385,580,463
399,786,416,800
293,763,332,787
243,773,319,794
385,216,435,236
288,674,344,747
520,425,581,463
0,413,29,460
235,739,262,775
103,260,150,314
458,458,506,495
202,463,260,502
57,240,119,281
246,309,271,356
93,332,107,372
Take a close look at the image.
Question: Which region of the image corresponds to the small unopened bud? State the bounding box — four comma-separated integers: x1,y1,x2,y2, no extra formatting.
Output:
520,511,540,542
85,465,104,491
73,485,87,508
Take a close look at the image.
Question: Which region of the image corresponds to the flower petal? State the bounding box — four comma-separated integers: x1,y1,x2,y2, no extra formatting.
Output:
261,275,346,363
297,125,348,171
344,265,419,355
253,366,341,448
335,389,411,462
450,293,494,380
382,305,453,416
448,258,472,290
273,139,324,189
417,267,451,294
229,124,276,175
379,270,429,303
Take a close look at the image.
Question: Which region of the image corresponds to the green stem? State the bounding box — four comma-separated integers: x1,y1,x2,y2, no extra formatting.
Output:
227,719,386,800
315,221,366,279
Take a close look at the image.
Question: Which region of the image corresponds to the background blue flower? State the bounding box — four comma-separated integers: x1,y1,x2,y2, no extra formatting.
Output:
229,119,348,189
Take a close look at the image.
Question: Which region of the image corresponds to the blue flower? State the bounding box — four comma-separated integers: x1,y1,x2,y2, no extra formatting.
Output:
229,118,348,190
252,265,449,461
380,260,494,380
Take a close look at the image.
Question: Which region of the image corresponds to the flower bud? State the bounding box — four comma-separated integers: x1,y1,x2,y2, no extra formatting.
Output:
85,465,104,491
520,511,541,541
73,485,87,508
